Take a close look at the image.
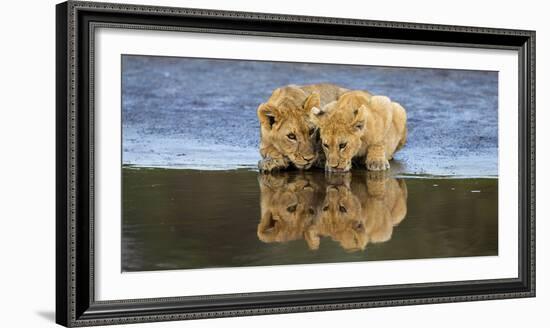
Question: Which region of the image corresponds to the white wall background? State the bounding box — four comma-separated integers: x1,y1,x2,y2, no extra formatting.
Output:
0,0,545,327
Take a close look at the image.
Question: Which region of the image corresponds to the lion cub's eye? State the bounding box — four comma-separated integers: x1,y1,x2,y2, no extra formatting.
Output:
287,133,296,140
339,205,347,213
286,204,297,213
322,205,329,212
308,128,316,136
322,143,329,149
339,142,347,150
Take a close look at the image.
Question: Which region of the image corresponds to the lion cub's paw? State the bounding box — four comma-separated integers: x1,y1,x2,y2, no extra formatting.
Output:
258,157,287,172
366,158,390,171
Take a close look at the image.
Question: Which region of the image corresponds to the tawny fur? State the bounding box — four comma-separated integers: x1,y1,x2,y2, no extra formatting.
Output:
310,90,407,172
257,83,349,172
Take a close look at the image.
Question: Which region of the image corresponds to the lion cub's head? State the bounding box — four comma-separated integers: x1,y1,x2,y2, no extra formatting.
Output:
257,173,321,243
258,86,321,169
311,91,384,172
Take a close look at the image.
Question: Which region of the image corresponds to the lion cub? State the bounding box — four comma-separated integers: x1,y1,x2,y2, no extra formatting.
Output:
310,90,407,172
257,83,348,172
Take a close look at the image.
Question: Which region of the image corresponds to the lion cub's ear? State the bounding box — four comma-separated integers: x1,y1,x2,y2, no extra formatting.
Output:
303,92,321,113
310,100,334,127
257,103,278,130
352,105,368,132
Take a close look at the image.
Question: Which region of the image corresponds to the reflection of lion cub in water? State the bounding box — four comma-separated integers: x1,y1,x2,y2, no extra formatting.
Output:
306,173,408,252
311,91,407,172
257,83,348,172
305,175,367,251
257,173,323,244
257,172,408,252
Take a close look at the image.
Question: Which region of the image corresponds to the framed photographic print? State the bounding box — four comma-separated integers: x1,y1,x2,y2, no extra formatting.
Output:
56,1,535,326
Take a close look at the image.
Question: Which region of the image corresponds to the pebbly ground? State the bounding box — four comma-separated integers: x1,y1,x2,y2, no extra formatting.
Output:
122,55,498,176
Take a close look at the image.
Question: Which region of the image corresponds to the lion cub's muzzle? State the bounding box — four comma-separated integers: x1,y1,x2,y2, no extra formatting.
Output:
293,154,317,169
325,162,351,173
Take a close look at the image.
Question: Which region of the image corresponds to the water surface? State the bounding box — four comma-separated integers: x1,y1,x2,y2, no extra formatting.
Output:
122,168,498,272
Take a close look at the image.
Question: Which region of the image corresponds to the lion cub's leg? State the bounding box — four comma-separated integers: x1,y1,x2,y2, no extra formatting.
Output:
365,144,390,171
385,102,408,160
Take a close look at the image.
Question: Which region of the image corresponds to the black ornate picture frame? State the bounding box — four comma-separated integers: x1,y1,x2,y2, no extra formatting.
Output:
56,1,535,326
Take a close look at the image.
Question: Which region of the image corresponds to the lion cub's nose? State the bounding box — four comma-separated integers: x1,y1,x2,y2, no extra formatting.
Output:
303,155,315,162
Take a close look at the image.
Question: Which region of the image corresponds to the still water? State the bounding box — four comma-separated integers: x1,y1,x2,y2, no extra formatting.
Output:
122,168,497,272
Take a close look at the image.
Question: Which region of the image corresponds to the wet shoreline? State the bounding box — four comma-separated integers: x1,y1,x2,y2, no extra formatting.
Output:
123,164,499,179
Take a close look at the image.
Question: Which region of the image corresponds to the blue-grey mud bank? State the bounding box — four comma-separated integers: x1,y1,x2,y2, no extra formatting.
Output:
122,56,498,177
